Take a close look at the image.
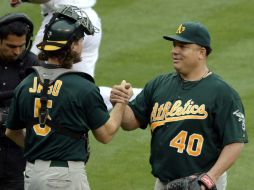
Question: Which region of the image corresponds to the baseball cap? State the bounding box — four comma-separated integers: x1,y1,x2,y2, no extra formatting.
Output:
163,22,211,49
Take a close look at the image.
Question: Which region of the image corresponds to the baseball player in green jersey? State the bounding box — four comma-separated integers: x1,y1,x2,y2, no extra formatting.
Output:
110,21,248,190
5,5,132,190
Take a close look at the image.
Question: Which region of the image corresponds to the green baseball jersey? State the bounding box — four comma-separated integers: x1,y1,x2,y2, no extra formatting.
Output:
129,72,248,182
7,71,109,162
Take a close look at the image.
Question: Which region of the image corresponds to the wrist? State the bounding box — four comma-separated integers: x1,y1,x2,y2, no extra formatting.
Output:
206,171,219,183
199,173,216,190
115,102,127,108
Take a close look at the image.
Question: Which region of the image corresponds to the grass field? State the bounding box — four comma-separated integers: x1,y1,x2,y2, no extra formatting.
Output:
1,0,253,189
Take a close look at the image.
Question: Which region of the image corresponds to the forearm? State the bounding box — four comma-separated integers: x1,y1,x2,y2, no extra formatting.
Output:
207,142,244,182
107,103,126,135
121,105,140,131
5,128,25,148
92,103,126,144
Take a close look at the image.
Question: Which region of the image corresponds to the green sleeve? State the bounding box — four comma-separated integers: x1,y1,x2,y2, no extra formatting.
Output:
83,87,110,130
129,77,160,129
215,88,248,146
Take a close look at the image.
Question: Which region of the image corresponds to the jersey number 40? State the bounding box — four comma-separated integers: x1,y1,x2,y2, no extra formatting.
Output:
169,130,204,157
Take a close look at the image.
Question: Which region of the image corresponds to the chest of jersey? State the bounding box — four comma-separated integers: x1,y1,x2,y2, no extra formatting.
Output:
149,76,215,132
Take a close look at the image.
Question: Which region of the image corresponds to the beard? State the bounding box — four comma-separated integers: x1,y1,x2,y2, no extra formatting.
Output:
59,49,81,69
72,51,82,64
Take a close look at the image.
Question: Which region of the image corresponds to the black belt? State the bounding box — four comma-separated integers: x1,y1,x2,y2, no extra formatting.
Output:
28,160,69,167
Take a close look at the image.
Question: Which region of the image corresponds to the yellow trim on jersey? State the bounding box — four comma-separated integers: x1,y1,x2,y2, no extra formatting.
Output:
151,114,207,131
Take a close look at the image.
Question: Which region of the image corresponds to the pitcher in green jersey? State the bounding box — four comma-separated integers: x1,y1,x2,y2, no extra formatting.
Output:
5,5,132,190
110,21,248,190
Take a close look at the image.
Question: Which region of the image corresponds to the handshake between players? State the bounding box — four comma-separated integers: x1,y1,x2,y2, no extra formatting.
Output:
110,80,134,106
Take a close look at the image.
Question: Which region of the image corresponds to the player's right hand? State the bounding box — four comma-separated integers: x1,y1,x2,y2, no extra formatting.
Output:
110,80,133,106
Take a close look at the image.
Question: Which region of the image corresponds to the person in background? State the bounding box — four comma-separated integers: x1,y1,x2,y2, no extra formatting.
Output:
0,13,38,190
11,0,100,77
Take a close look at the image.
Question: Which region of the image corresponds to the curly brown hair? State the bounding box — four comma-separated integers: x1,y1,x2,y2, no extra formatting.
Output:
38,44,81,69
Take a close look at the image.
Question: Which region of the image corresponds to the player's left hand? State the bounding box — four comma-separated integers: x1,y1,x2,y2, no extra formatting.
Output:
166,173,217,190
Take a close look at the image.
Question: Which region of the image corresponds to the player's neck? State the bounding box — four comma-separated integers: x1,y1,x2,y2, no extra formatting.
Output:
180,66,210,81
47,58,62,66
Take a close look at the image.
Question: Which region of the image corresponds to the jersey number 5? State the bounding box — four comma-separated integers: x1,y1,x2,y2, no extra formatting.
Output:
33,98,53,136
169,130,204,157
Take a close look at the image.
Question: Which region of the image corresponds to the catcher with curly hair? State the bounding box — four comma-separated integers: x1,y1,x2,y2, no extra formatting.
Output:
5,5,132,190
110,21,248,190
